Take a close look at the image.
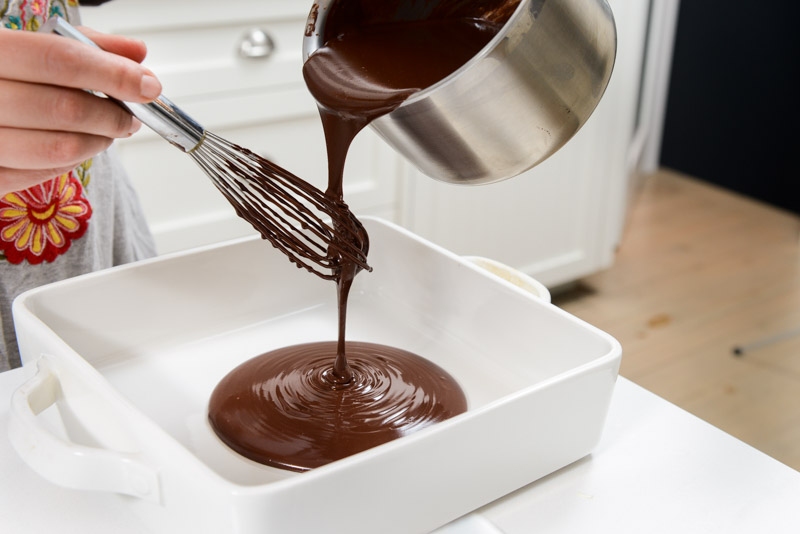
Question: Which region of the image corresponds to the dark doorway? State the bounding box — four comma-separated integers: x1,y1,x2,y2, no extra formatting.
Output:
660,1,800,214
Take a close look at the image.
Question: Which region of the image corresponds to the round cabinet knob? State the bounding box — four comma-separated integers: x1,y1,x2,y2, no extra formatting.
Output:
238,28,275,59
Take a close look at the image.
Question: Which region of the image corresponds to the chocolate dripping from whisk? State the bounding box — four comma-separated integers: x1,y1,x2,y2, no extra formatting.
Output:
190,132,371,281
192,127,371,387
39,16,370,282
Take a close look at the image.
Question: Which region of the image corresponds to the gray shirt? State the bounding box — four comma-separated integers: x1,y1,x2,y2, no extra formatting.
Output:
0,148,156,370
1,2,156,370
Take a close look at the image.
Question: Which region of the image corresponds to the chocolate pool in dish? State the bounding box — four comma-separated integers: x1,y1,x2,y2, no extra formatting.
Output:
208,342,467,471
209,0,519,471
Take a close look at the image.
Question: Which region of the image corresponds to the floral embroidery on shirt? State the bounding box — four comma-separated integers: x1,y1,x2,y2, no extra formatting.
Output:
1,0,75,30
0,169,93,265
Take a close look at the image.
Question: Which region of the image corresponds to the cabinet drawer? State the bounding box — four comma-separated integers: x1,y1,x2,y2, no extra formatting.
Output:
83,2,308,99
81,0,308,29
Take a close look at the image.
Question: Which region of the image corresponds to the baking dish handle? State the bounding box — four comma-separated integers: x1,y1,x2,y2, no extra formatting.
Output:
8,356,162,504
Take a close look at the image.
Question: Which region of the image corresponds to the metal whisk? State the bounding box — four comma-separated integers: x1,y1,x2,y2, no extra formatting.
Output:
43,16,370,280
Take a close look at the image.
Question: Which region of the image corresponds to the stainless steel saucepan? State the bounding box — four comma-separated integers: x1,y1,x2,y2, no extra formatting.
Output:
304,0,617,185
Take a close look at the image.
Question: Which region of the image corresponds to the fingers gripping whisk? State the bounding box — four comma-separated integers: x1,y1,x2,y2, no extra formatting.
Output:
44,16,370,280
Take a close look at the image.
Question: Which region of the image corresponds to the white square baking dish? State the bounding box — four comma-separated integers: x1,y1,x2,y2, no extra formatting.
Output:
10,217,620,534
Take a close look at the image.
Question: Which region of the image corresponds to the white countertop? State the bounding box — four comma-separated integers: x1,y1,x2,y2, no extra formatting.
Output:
1,367,798,533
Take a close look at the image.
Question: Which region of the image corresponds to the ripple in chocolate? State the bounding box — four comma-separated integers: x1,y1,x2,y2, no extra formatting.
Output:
208,341,467,472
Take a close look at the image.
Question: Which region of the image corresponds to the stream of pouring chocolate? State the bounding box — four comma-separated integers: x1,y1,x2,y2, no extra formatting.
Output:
209,0,519,471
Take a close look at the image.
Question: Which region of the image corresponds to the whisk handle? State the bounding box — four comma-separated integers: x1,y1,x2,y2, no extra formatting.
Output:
41,16,205,153
123,97,206,153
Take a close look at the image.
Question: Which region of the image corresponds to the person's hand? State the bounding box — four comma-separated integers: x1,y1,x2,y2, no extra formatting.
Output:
0,27,162,195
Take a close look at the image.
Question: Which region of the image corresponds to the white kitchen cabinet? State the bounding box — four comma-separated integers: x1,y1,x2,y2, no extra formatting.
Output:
83,0,652,287
399,0,652,287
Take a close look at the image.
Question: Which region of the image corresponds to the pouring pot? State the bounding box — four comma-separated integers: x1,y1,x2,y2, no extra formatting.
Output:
303,0,617,185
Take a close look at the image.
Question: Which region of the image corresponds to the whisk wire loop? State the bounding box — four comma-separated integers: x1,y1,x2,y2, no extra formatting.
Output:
191,133,371,280
43,16,370,281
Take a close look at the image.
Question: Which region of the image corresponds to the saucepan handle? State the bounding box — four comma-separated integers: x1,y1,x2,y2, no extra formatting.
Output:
8,356,161,504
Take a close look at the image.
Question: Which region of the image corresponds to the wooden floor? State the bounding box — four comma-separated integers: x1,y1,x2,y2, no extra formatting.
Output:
553,168,800,471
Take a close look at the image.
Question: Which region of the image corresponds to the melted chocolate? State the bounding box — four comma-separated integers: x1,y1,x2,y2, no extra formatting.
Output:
304,0,513,383
209,0,519,470
208,341,467,471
